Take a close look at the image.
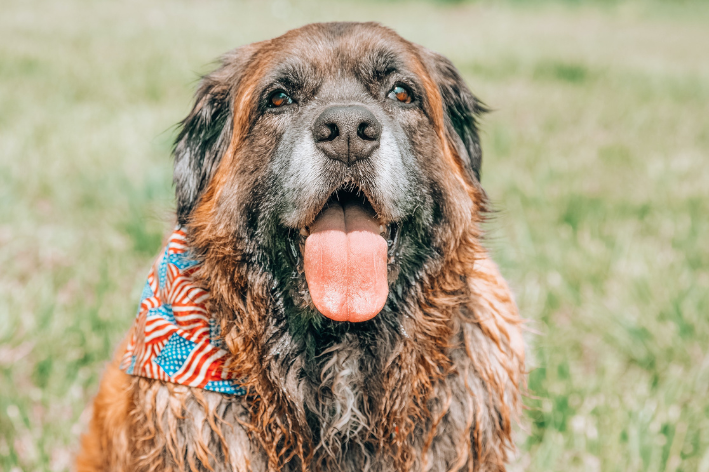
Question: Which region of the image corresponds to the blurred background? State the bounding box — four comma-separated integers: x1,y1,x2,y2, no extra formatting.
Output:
1,0,708,470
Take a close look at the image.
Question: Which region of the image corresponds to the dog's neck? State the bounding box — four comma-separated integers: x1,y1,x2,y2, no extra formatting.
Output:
197,228,483,471
120,221,522,471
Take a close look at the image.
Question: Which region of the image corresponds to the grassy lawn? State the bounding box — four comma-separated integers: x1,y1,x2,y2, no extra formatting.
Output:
1,0,707,470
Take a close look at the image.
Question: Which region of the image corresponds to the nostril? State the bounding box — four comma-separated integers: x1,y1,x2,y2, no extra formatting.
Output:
315,123,339,142
357,122,379,141
313,105,381,163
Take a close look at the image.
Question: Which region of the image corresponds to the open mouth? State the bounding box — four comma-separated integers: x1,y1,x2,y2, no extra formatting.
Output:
298,189,399,323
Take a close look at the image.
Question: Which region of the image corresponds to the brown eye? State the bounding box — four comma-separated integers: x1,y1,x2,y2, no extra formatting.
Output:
268,91,292,108
388,85,412,104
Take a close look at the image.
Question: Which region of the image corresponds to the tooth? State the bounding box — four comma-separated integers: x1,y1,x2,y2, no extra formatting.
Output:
379,224,385,234
300,228,309,237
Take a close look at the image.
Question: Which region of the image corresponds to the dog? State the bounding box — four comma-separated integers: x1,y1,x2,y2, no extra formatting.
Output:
76,22,525,472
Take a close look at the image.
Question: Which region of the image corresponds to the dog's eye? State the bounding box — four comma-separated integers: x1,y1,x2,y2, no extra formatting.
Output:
388,85,412,104
268,91,292,108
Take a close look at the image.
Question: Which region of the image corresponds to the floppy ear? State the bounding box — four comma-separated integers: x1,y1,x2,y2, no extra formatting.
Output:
173,46,255,225
421,49,487,183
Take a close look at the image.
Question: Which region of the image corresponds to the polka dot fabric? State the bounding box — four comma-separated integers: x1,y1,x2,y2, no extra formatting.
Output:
120,228,244,396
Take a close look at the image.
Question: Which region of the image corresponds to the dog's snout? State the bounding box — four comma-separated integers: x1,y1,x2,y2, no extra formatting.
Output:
313,105,381,165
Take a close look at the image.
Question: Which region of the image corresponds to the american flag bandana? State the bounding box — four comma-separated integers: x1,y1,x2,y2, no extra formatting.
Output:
120,227,245,396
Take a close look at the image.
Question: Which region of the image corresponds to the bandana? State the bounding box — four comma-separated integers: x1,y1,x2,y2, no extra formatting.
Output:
120,227,245,395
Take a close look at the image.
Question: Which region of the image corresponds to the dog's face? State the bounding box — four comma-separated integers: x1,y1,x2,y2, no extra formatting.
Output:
175,22,486,332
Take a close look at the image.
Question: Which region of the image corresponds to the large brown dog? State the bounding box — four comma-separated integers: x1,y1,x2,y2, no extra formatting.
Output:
77,22,525,472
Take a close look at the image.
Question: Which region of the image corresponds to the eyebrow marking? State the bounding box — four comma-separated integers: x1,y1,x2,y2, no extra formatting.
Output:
267,60,314,91
367,48,401,81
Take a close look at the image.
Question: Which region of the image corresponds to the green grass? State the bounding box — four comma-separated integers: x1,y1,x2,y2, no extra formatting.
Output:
1,0,708,470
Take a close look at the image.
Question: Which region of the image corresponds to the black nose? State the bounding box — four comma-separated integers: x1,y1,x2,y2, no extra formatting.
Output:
312,105,381,165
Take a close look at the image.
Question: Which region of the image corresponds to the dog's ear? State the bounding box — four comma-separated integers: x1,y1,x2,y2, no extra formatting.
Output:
421,49,487,183
173,46,256,225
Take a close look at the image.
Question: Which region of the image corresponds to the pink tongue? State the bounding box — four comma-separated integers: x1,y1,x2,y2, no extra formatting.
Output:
303,202,388,322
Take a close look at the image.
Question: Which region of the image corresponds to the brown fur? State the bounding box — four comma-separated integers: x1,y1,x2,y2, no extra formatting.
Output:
77,22,525,472
76,341,134,472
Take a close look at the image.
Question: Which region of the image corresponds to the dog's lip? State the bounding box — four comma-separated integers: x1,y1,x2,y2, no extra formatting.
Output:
300,187,392,236
289,186,402,268
300,220,398,244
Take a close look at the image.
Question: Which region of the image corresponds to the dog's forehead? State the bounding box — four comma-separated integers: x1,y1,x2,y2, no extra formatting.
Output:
261,22,418,83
